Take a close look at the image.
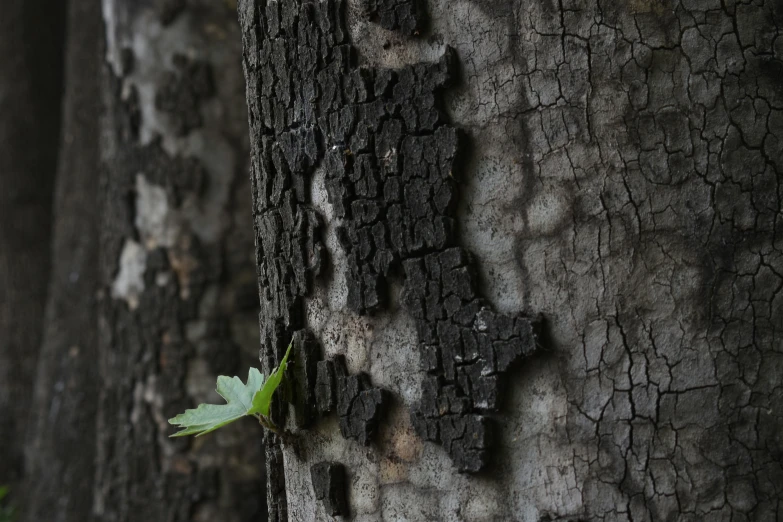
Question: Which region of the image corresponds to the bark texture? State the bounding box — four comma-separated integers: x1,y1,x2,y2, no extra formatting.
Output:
19,0,103,520
239,0,783,520
93,1,264,520
0,0,64,491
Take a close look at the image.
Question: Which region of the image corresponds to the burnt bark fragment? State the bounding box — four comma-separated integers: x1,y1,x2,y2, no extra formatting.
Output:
265,431,287,522
291,330,321,429
361,0,424,35
402,249,541,471
317,355,391,445
311,48,545,468
310,462,349,517
316,358,337,414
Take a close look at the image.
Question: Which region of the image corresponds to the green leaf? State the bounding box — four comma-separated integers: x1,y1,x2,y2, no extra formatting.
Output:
168,341,294,437
168,367,265,437
250,341,293,417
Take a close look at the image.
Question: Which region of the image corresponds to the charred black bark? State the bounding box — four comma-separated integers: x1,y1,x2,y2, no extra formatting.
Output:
316,355,391,446
310,462,349,516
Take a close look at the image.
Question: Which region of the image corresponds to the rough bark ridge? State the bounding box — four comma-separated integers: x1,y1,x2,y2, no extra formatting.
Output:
239,0,544,516
0,0,64,491
237,0,542,477
316,354,391,446
241,0,783,519
93,1,264,520
20,0,103,520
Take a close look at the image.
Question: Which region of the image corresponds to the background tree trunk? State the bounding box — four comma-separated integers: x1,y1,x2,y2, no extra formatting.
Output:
238,0,783,520
88,1,264,521
20,0,103,519
0,0,64,494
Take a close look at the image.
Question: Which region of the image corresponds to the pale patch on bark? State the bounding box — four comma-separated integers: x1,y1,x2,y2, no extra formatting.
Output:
135,173,182,249
111,239,147,310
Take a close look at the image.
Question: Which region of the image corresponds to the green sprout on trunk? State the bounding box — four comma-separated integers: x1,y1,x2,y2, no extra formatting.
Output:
168,342,292,437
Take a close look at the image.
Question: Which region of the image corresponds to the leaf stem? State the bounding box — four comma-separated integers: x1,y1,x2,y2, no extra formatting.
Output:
257,414,282,437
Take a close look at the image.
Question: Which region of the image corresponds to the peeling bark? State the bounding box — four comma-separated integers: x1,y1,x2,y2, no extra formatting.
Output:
239,0,783,520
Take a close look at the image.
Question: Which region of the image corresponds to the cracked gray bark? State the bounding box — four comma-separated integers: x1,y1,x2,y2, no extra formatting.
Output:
239,0,783,520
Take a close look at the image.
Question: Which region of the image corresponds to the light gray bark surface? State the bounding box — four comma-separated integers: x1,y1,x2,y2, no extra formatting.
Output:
240,0,782,520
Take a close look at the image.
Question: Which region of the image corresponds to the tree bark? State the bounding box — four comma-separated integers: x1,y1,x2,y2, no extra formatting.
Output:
0,0,64,493
238,0,783,520
91,1,265,520
19,0,103,519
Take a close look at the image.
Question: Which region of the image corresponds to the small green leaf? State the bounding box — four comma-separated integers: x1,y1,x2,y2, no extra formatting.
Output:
250,341,293,417
168,340,294,438
168,367,265,437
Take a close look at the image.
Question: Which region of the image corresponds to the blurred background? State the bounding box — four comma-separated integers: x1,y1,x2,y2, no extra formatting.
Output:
0,1,266,520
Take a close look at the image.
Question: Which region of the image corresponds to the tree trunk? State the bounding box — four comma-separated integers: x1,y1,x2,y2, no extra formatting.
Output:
238,0,783,520
19,0,103,519
0,0,64,493
91,1,264,520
